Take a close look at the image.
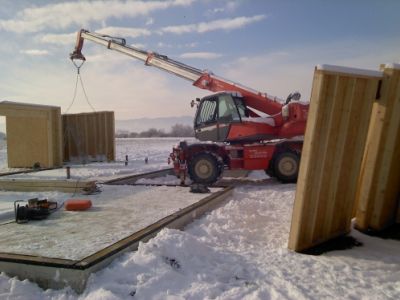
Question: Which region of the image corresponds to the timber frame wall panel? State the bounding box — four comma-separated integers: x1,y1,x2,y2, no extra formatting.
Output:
355,64,400,231
0,101,62,168
288,65,382,252
63,111,115,162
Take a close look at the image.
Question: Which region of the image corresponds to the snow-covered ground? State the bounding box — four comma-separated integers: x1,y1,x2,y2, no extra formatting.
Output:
0,138,193,180
0,138,399,299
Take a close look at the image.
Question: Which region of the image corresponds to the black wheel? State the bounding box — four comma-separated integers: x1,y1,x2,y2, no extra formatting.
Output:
188,153,221,184
274,151,300,183
265,159,275,178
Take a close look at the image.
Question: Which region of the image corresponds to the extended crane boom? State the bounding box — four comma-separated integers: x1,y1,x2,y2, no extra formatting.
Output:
71,29,285,117
71,29,203,82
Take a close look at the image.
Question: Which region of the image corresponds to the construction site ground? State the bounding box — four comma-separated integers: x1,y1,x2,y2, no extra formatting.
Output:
0,184,222,260
0,138,398,298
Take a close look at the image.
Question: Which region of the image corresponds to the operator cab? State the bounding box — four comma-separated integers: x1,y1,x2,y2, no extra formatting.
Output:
193,92,247,142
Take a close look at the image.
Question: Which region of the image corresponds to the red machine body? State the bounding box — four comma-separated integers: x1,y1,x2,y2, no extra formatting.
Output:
70,29,309,184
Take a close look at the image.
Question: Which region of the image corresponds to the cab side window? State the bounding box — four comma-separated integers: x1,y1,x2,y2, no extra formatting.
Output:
196,100,217,125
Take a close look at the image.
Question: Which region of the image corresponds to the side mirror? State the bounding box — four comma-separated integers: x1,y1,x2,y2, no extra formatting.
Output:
190,98,201,108
285,91,301,105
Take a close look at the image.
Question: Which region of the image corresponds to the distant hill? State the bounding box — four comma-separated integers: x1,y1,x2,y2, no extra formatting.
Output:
115,116,194,133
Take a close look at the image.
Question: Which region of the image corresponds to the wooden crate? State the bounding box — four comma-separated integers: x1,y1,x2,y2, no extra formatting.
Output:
288,65,382,252
355,64,400,231
63,111,115,162
0,101,62,168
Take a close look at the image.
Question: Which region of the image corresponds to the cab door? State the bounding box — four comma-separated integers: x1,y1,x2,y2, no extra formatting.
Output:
194,98,218,141
217,94,242,141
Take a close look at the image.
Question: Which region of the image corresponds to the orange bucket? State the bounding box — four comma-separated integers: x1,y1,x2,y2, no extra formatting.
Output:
65,199,92,211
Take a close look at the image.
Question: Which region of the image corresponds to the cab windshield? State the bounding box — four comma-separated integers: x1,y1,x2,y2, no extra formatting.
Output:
218,94,246,122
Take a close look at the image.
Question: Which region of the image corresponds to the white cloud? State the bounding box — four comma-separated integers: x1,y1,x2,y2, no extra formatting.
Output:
185,42,198,48
180,52,222,59
205,1,240,16
0,0,194,33
97,27,151,38
157,42,198,49
2,37,398,121
19,49,50,56
0,51,207,119
212,7,225,14
222,39,400,102
40,32,77,45
226,2,240,12
39,27,149,46
157,42,172,48
146,18,154,26
162,15,266,34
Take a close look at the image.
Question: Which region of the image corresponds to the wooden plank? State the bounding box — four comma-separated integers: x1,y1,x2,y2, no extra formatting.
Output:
0,252,77,268
110,112,116,161
355,65,400,231
0,167,62,177
338,77,379,232
47,110,54,166
397,195,400,223
0,186,89,193
0,179,94,186
288,66,381,252
0,179,96,192
289,70,326,249
103,112,109,160
53,107,63,166
0,102,59,119
0,101,59,111
103,168,174,185
0,108,49,118
313,75,350,241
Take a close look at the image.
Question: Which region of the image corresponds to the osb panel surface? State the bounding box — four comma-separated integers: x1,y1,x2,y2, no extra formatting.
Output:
6,116,50,168
63,111,115,162
289,68,381,252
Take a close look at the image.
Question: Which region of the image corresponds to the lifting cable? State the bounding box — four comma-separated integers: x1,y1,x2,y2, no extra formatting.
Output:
64,59,97,160
65,60,96,113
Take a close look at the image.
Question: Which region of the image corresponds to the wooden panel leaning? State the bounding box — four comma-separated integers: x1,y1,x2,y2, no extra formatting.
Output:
355,64,400,232
288,65,383,252
63,111,115,163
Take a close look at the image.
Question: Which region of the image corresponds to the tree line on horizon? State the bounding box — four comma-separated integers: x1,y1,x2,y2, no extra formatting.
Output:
115,123,194,138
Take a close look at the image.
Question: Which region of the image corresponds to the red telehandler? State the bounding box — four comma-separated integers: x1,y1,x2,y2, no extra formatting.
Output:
70,29,309,184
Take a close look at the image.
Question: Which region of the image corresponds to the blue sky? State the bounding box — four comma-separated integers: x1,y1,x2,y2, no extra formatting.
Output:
0,0,399,123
